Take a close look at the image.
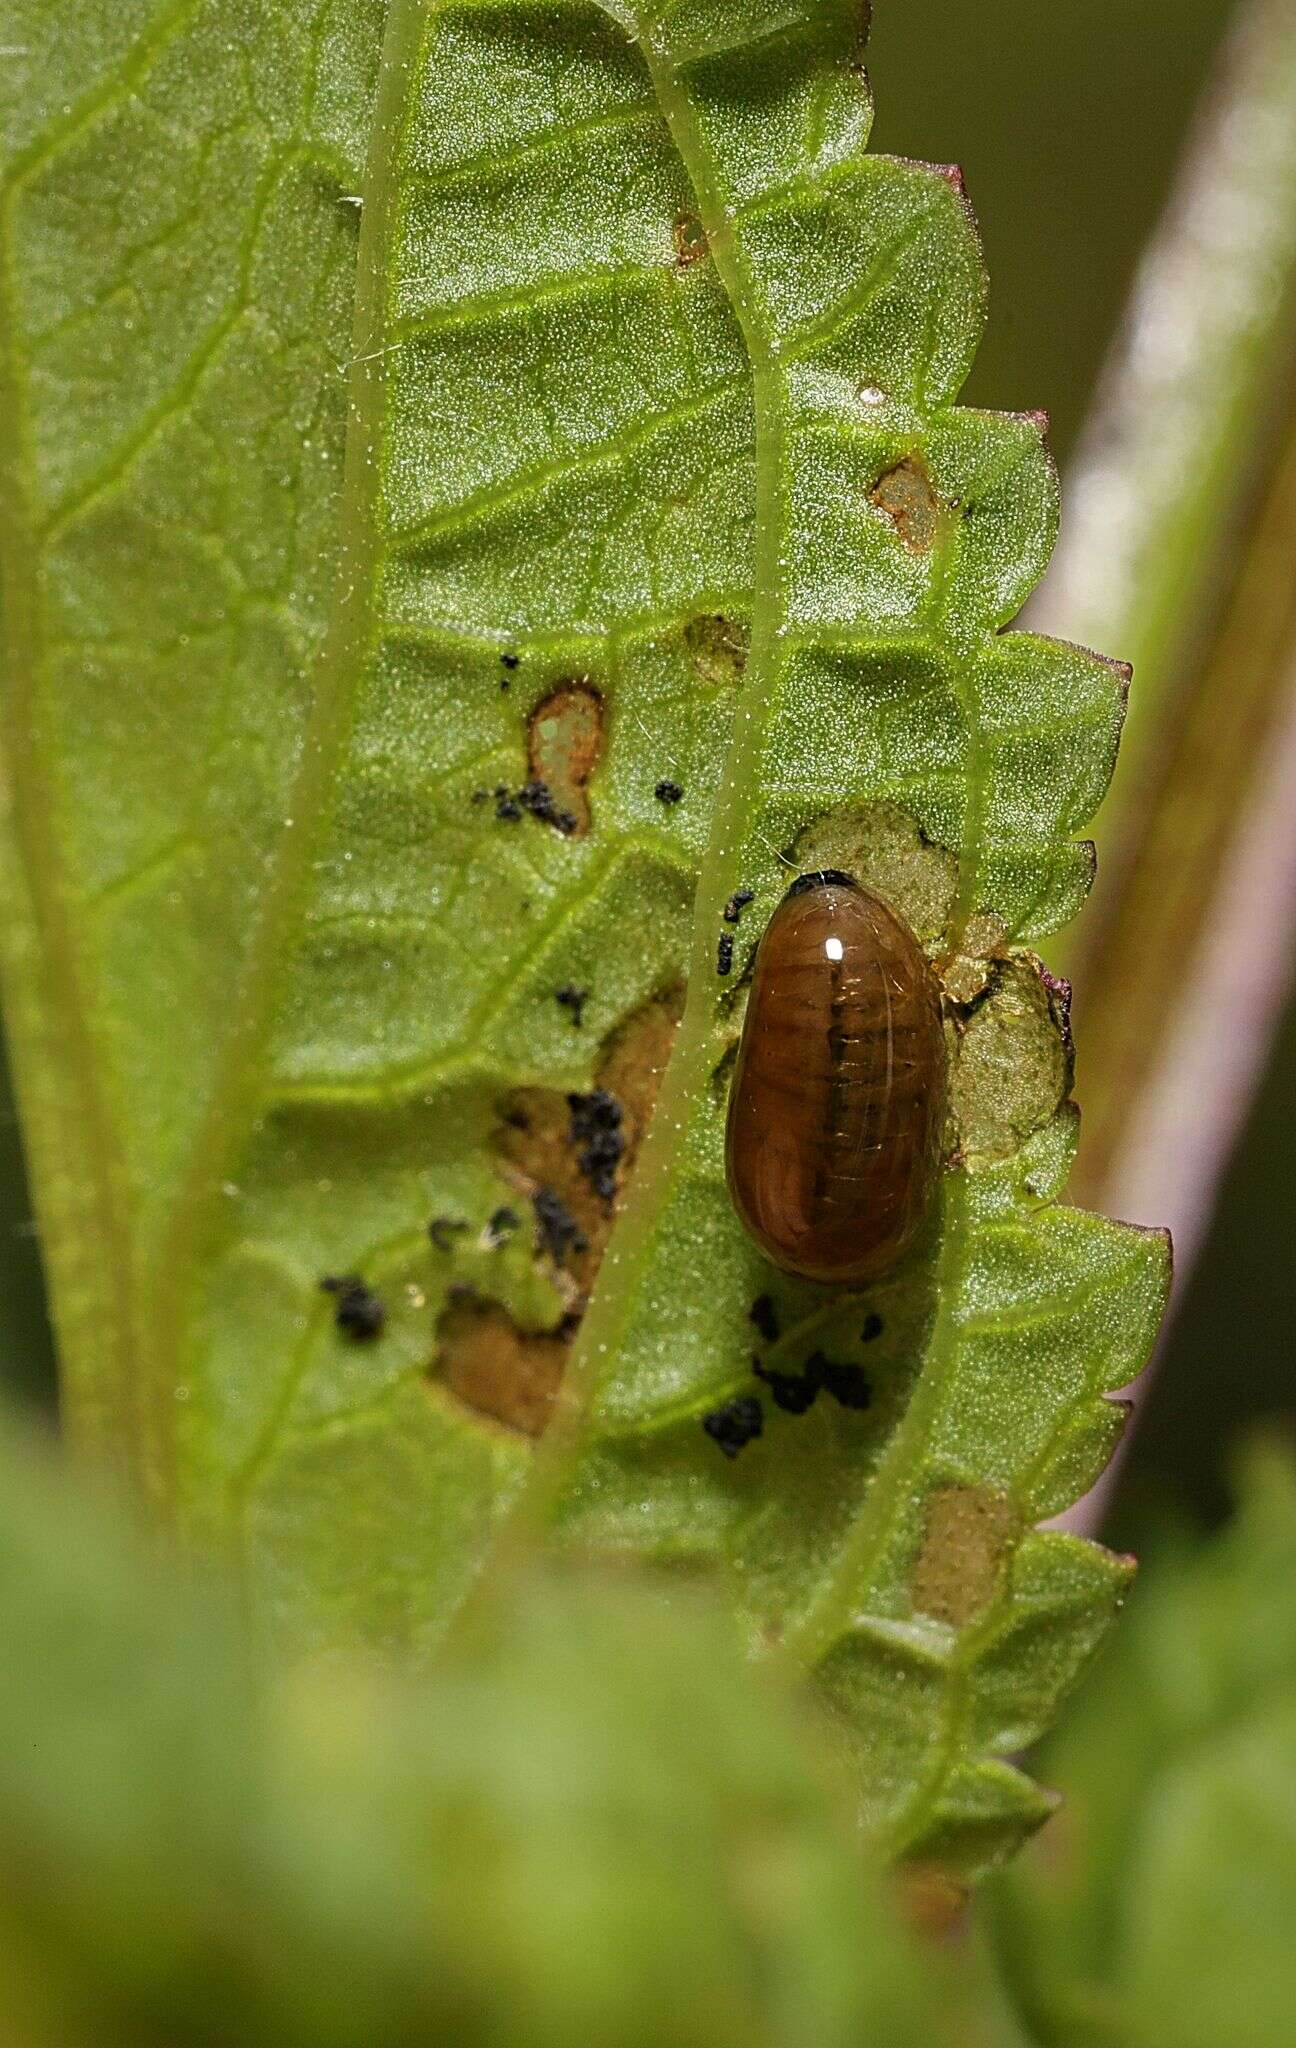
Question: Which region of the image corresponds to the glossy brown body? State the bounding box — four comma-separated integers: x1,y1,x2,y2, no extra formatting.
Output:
725,873,946,1284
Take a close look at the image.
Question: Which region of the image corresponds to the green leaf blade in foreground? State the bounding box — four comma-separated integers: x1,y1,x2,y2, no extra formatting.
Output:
0,0,388,1486
0,1,1169,1870
991,1443,1296,2047
0,1408,1030,2048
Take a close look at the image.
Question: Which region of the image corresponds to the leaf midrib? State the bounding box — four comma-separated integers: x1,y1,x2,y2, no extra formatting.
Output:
482,14,792,1552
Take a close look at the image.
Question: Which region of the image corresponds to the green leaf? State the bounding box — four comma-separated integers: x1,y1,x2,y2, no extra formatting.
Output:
0,1407,1024,2048
988,1440,1296,2047
0,2,1168,1872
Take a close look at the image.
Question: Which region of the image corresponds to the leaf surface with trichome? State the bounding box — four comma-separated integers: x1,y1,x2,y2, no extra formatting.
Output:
0,1,1168,1873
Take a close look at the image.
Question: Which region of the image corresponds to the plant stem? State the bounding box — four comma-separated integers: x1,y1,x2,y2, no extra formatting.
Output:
1030,0,1296,1527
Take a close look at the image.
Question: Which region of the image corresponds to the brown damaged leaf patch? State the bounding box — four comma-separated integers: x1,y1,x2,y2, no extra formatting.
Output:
435,990,685,1435
527,683,603,836
870,455,943,553
912,1484,1018,1626
598,986,684,1142
495,1088,606,1299
434,1294,567,1438
495,986,684,1299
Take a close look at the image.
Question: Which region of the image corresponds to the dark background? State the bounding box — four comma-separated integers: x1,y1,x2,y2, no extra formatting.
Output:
1,0,1289,1519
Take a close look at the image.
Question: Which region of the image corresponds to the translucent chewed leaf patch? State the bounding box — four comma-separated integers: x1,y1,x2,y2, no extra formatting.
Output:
683,613,750,687
599,984,686,1139
941,913,1011,1006
949,956,1073,1160
525,682,604,837
794,799,958,945
912,1484,1019,1625
495,1091,606,1301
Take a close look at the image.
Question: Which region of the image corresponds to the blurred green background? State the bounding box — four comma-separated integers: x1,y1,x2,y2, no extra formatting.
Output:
2,0,1291,1514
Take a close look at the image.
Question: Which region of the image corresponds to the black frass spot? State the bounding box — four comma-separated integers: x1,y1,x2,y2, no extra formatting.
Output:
555,983,589,1028
861,1312,884,1343
806,1350,871,1410
428,1217,469,1254
486,1206,520,1246
654,779,684,804
532,1186,588,1265
723,889,754,924
492,780,577,833
716,933,734,977
748,1293,780,1344
753,1358,819,1416
517,779,578,834
567,1088,624,1206
702,1394,764,1459
500,651,520,670
320,1274,385,1342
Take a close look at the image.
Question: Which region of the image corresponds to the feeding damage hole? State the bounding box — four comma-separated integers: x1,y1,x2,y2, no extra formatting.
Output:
870,455,943,554
433,1294,567,1437
526,682,603,836
949,956,1073,1162
793,799,957,949
683,613,749,687
432,991,684,1436
911,1484,1017,1626
493,987,685,1301
673,212,709,267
